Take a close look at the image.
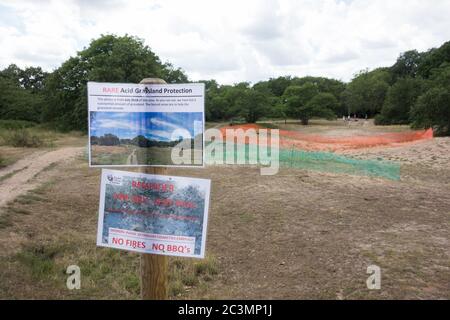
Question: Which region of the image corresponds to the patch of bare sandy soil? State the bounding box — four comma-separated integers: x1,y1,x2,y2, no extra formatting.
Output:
0,147,84,207
342,138,450,168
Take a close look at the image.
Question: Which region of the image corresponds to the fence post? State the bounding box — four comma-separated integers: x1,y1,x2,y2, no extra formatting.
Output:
139,78,169,300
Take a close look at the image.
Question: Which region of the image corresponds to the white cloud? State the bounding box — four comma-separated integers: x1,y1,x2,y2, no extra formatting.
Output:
97,119,139,130
148,130,173,141
0,0,450,83
150,117,183,131
149,129,190,141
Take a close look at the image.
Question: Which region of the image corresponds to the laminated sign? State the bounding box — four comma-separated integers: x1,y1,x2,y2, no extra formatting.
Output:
88,82,205,167
97,169,211,258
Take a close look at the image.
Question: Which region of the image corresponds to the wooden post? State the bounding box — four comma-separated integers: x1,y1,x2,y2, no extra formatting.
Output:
139,78,169,300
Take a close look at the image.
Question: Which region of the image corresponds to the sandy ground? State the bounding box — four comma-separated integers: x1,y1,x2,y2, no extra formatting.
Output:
0,124,448,299
223,121,433,152
341,138,450,169
171,145,450,299
0,147,84,207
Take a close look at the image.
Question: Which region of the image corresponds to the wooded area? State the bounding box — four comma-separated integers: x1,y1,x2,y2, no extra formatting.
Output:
0,34,449,135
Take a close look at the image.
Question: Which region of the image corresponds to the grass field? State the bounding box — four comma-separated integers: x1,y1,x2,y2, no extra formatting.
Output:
0,120,449,299
136,146,174,165
0,126,85,169
90,145,133,165
90,144,203,166
136,146,203,166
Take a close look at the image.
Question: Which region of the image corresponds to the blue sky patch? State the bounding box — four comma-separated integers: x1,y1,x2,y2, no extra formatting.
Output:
90,112,203,141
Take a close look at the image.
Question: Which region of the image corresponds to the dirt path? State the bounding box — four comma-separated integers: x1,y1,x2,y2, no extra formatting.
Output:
0,147,84,207
126,149,138,165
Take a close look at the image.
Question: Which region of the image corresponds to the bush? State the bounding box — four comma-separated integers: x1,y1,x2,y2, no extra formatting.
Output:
376,77,424,125
8,129,43,147
374,114,388,125
374,114,410,126
0,120,36,130
410,87,450,136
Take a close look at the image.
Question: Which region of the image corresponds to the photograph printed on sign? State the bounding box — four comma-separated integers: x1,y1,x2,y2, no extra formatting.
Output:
96,169,211,258
87,82,205,167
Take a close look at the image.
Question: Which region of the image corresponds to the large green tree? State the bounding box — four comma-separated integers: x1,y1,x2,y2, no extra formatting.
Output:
408,60,450,135
342,68,390,117
417,41,450,79
233,89,270,123
391,50,424,79
429,63,450,88
0,65,47,122
410,87,450,135
284,83,335,125
376,77,426,125
44,34,187,131
0,77,41,122
266,76,293,97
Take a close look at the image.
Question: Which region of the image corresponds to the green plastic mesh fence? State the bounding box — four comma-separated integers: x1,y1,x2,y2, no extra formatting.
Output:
206,142,400,180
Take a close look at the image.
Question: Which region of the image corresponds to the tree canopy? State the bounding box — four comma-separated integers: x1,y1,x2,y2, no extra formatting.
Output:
375,77,426,125
342,68,391,117
43,34,187,130
1,35,450,135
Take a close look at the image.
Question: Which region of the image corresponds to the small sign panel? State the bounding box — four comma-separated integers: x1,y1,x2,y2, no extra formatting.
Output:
96,169,211,258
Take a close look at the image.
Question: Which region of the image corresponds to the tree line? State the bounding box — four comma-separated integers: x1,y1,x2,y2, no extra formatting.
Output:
91,133,182,148
0,34,449,135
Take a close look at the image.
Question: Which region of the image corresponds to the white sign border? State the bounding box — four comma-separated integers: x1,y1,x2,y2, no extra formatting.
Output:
96,169,211,259
87,81,206,168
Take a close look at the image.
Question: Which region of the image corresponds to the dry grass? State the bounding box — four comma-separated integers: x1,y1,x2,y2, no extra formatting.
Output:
0,156,220,299
90,145,132,165
169,255,219,297
0,124,449,300
0,129,85,171
261,119,414,138
0,147,36,169
91,145,130,155
0,127,85,148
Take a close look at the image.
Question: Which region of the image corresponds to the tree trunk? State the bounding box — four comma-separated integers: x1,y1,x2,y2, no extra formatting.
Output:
301,118,309,125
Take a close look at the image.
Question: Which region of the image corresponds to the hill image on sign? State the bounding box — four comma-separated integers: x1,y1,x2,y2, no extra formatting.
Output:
87,82,205,167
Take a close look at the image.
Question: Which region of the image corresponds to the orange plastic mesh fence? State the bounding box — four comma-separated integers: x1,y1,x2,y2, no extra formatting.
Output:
210,123,434,180
219,124,433,152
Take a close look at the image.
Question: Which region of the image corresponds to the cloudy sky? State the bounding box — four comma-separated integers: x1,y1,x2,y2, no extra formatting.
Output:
1,0,450,84
90,112,202,141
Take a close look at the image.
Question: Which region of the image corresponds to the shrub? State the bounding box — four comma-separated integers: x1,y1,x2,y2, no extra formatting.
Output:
0,119,36,130
411,87,450,136
374,114,387,125
376,77,424,125
8,129,43,147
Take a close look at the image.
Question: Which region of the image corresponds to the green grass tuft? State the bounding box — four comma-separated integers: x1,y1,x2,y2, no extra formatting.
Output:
16,244,61,280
